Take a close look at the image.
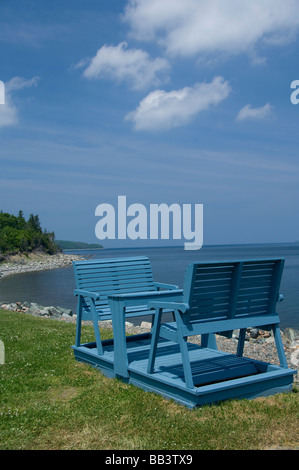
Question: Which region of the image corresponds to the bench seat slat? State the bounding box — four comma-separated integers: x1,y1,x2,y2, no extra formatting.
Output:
77,271,153,281
76,262,152,272
79,283,154,291
77,265,152,275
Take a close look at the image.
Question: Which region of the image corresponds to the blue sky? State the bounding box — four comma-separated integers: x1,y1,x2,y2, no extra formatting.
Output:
0,0,299,248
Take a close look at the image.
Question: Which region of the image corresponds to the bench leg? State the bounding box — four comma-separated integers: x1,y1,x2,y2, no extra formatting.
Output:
201,333,217,350
75,296,83,348
273,324,288,368
178,334,194,389
147,308,163,374
237,328,247,357
90,299,103,356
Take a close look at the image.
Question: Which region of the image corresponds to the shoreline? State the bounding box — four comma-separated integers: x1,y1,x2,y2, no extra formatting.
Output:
0,252,85,279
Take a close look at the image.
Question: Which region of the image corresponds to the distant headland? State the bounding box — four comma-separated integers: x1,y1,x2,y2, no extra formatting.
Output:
55,240,103,250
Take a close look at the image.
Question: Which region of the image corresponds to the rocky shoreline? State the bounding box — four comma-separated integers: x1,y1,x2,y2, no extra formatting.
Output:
0,299,298,382
0,252,85,279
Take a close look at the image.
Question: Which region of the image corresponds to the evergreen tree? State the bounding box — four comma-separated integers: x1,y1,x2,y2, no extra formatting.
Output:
0,210,59,255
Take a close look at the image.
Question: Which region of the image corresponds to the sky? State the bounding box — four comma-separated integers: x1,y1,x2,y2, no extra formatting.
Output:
0,0,299,248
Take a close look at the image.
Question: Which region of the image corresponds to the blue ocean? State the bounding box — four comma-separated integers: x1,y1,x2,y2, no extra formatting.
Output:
0,243,298,330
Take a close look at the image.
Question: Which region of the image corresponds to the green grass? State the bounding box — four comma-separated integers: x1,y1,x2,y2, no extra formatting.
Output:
0,309,298,450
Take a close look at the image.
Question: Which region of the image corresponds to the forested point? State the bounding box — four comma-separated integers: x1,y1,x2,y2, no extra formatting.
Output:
55,240,103,250
0,210,59,257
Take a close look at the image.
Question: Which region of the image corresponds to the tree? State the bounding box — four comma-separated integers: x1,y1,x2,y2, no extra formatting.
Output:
0,210,59,255
27,214,42,233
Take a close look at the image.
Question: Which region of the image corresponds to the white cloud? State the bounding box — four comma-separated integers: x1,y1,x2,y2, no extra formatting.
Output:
82,42,170,89
125,76,231,131
0,76,39,128
5,76,40,93
123,0,299,59
236,103,273,121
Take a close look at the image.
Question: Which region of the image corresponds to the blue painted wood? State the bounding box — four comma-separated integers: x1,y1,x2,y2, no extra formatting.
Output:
108,290,185,379
72,256,296,408
72,324,296,408
147,258,291,389
73,256,180,356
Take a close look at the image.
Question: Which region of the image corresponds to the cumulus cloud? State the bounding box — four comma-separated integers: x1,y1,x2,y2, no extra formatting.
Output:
125,76,231,131
123,0,299,59
81,42,170,89
236,103,273,122
0,76,39,128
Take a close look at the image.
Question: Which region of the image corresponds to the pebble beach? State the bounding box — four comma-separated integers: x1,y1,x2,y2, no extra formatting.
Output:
0,251,84,279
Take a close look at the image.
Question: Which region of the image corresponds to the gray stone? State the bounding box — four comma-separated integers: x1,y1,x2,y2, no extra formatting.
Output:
61,313,73,320
140,321,152,331
284,328,299,342
249,328,260,339
48,306,62,316
26,303,44,315
56,306,72,316
265,336,275,344
5,303,18,311
39,308,51,316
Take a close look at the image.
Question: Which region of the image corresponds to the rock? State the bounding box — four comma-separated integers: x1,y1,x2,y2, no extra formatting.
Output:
61,313,73,321
26,303,44,315
265,336,275,344
56,306,72,316
232,329,250,341
0,300,75,322
4,303,18,311
48,306,63,317
290,339,299,350
140,321,152,331
100,320,113,329
39,308,51,316
262,331,271,338
284,328,299,343
249,328,260,339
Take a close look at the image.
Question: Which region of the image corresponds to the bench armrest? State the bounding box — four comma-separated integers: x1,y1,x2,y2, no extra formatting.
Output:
74,289,100,301
108,289,183,300
154,282,179,290
108,289,183,308
148,300,189,313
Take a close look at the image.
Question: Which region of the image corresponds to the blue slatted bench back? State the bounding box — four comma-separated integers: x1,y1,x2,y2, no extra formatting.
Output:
183,258,284,324
73,256,156,321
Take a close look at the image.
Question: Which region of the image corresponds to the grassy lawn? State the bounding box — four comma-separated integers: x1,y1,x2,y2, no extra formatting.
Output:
0,309,298,450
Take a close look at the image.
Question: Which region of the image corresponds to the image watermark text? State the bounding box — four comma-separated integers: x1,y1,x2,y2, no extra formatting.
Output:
95,196,203,250
290,80,299,105
0,80,5,104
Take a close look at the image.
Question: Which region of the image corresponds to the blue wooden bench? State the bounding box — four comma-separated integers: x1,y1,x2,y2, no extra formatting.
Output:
147,258,290,389
73,256,181,357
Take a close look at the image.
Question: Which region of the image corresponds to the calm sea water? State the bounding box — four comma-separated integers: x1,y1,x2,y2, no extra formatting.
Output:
0,243,298,330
